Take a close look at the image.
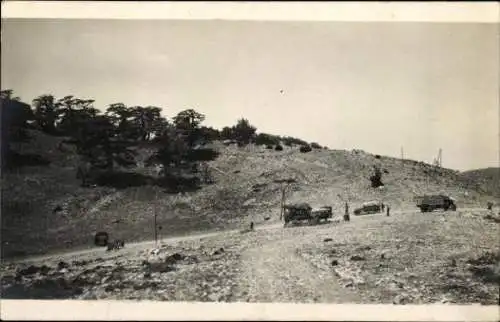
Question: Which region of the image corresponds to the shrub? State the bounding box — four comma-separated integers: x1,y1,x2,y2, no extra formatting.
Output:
265,144,273,149
282,136,308,147
255,133,280,146
300,145,312,153
274,144,283,151
369,166,384,188
232,118,257,146
310,142,322,149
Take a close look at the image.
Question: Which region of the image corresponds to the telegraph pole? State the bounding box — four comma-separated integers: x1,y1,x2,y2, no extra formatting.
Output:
153,190,158,247
274,178,297,220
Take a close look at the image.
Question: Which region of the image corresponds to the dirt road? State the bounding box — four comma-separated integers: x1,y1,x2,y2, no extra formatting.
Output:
3,208,496,304
236,237,362,303
4,207,484,266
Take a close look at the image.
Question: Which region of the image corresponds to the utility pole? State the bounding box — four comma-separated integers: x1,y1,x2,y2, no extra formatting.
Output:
274,178,297,220
401,146,404,167
153,190,158,247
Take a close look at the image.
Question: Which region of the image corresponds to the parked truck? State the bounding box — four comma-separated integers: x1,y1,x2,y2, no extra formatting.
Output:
283,203,333,227
415,194,457,213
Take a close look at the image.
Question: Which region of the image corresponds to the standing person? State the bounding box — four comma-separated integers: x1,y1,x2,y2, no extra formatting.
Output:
386,204,391,217
344,202,350,222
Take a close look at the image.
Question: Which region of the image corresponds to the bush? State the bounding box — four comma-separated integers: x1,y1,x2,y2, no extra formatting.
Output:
255,133,280,146
310,142,322,149
274,144,283,151
299,145,312,153
369,166,384,188
232,118,257,146
265,144,273,150
282,136,308,147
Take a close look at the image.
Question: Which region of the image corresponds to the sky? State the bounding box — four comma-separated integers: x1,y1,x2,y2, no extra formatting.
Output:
1,19,498,171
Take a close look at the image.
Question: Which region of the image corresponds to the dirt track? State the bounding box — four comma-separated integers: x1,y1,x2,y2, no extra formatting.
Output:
1,208,498,304
4,207,482,265
236,236,362,303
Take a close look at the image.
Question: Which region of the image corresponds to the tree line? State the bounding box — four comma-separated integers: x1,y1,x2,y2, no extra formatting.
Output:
1,89,325,188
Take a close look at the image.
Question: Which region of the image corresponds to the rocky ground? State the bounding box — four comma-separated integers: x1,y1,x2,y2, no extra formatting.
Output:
1,209,499,304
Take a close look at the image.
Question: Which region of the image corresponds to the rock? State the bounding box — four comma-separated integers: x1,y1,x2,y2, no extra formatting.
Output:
213,248,224,255
393,293,412,305
165,253,185,264
388,280,405,291
58,268,69,274
147,261,175,273
331,259,339,266
208,293,220,302
343,282,354,288
350,255,365,261
39,265,51,275
57,261,70,270
170,253,184,261
323,238,333,242
18,265,41,276
72,260,88,267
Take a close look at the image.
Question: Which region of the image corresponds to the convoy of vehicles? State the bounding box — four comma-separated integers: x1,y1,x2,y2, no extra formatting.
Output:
280,194,457,228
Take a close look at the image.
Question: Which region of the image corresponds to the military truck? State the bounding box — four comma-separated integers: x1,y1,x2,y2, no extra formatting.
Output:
415,194,457,213
283,203,333,227
354,201,383,216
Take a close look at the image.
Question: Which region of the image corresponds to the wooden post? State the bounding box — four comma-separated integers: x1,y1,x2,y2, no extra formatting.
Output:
275,178,296,221
154,190,158,247
279,183,285,220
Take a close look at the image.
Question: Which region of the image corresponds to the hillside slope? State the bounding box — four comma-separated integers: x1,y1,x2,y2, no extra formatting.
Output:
1,130,495,259
460,167,500,198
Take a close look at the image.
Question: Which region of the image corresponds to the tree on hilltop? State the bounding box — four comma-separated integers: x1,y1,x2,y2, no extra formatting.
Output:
32,94,62,134
232,118,256,146
173,109,206,148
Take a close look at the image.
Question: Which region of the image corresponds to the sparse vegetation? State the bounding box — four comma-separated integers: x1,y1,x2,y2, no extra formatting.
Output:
300,145,312,153
369,165,384,188
310,142,322,149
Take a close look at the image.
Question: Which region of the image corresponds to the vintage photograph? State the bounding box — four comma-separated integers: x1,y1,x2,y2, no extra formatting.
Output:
1,2,499,320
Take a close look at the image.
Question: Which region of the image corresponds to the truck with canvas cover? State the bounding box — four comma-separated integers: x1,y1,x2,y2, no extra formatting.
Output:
415,194,457,213
283,203,333,227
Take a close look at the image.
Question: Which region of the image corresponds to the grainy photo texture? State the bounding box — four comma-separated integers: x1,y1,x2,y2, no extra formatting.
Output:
1,15,499,311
